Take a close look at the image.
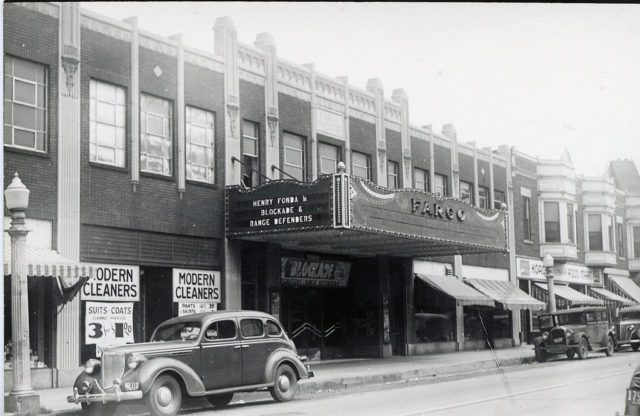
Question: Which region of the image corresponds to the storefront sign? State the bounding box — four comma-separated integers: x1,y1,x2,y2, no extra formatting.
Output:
226,176,333,236
178,302,217,316
85,301,134,347
516,257,597,285
81,264,140,302
173,269,221,303
281,257,351,287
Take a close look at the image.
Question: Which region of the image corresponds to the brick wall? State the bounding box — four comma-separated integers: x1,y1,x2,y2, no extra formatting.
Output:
513,173,540,258
4,5,60,247
410,137,429,171
349,117,376,181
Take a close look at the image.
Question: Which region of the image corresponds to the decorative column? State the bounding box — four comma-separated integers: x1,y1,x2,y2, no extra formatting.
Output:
426,125,435,193
304,63,319,180
442,124,459,198
5,174,39,413
170,33,186,198
57,2,82,380
255,33,280,180
367,78,387,186
123,16,140,192
337,76,351,175
215,17,242,310
392,89,412,188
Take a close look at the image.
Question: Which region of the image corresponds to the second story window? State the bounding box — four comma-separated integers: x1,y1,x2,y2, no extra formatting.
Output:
617,220,625,257
523,196,532,241
351,151,370,180
387,160,399,188
633,226,640,258
544,201,560,243
319,142,340,175
241,120,259,187
494,190,506,210
141,94,173,176
186,106,215,183
607,215,614,252
478,186,489,209
567,203,575,243
413,168,429,192
90,80,126,167
4,56,47,152
434,174,448,197
588,214,603,251
282,132,305,181
460,181,474,205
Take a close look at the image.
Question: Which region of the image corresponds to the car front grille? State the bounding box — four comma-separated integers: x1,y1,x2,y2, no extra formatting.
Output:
551,328,565,344
101,353,125,388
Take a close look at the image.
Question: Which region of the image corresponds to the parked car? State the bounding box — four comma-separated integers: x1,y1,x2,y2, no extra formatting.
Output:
533,306,615,362
616,305,640,351
67,310,313,416
623,364,640,415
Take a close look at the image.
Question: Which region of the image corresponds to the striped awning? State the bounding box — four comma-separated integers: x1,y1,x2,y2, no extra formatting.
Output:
465,279,546,311
590,287,636,306
415,273,494,307
534,283,604,307
4,245,92,279
609,276,640,304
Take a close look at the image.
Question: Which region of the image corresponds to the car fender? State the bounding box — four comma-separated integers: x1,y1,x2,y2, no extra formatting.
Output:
135,357,206,396
532,336,544,348
569,332,589,347
602,330,615,345
263,348,309,383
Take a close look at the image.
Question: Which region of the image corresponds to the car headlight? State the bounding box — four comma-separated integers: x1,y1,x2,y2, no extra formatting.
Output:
127,353,147,370
541,332,549,341
84,359,101,375
566,329,573,337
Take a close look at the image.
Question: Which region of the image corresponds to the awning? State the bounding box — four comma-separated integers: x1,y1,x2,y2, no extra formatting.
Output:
534,283,604,307
609,275,640,304
3,245,92,279
589,287,636,306
464,279,546,311
415,273,494,307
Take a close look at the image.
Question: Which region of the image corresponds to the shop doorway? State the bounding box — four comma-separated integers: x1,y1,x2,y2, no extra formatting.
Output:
140,267,175,341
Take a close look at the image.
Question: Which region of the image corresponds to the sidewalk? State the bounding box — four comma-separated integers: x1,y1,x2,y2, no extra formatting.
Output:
7,346,536,415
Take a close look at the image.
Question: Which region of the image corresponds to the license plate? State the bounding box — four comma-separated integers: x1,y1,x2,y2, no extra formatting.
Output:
627,389,640,406
553,337,563,343
124,382,139,391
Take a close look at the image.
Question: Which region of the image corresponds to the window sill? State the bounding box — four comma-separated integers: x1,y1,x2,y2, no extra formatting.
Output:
4,145,50,159
186,179,219,189
141,171,175,182
523,240,534,245
89,161,128,173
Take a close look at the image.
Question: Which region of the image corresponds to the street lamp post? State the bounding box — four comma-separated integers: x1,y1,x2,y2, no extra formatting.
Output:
4,173,40,413
543,253,556,313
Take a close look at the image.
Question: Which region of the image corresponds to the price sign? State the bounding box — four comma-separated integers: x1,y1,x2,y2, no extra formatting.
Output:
85,302,134,347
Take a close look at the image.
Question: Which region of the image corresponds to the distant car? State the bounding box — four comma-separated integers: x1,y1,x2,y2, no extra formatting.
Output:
533,306,615,362
68,311,313,416
624,365,640,415
616,305,640,351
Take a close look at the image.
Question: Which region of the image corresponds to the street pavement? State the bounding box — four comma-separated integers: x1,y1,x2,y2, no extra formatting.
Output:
3,345,604,414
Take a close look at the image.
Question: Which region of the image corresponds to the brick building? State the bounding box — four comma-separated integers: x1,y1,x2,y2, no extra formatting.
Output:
4,3,639,390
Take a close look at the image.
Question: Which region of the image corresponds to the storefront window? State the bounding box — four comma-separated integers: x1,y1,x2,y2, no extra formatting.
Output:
413,168,429,192
463,307,485,341
544,201,560,243
588,214,603,251
413,277,455,343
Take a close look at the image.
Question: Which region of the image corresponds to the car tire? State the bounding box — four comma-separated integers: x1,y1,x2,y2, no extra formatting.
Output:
577,338,589,360
207,393,233,408
535,348,547,363
566,350,575,360
633,344,640,352
81,402,117,416
605,335,615,356
144,374,182,416
270,364,298,402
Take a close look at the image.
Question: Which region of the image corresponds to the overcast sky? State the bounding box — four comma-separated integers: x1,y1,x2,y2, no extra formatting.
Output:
81,2,640,177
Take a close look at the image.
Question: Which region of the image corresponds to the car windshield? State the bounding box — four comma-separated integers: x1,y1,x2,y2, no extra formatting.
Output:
538,315,554,329
620,311,640,321
557,313,584,326
151,322,201,342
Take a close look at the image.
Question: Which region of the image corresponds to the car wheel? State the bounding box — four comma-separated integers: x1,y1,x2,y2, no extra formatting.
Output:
577,338,589,360
207,393,233,408
270,364,298,402
535,348,546,363
144,374,182,416
606,335,615,356
566,350,575,360
633,344,640,352
81,402,117,416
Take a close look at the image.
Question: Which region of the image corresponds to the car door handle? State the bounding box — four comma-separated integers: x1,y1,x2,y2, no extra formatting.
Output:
242,344,250,348
234,345,242,349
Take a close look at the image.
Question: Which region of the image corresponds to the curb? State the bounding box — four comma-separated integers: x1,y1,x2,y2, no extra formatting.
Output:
35,355,536,415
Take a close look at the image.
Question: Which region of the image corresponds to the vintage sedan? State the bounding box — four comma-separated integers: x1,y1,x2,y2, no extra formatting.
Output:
616,305,640,351
67,311,313,416
533,306,615,362
624,365,640,415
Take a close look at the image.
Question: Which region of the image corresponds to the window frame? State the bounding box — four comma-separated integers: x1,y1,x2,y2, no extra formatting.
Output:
186,105,216,184
387,160,399,188
140,93,173,176
282,132,305,181
460,181,474,205
413,167,429,192
4,56,48,153
607,215,614,252
523,195,532,241
617,220,625,258
567,203,575,244
351,151,371,180
90,79,126,168
478,186,489,210
493,190,505,210
633,226,640,259
318,142,341,175
543,201,561,243
241,119,260,187
588,214,603,251
240,318,265,339
434,174,448,197
203,320,237,342
266,320,283,337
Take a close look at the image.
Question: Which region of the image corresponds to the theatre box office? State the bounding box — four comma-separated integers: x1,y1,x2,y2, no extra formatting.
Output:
226,171,512,358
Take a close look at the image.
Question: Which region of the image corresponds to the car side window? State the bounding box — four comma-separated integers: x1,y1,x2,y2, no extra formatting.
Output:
204,320,237,341
598,310,607,322
241,319,264,338
266,320,282,336
586,311,596,324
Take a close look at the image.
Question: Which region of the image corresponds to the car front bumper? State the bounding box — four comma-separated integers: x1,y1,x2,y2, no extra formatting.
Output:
67,386,142,404
536,345,573,354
